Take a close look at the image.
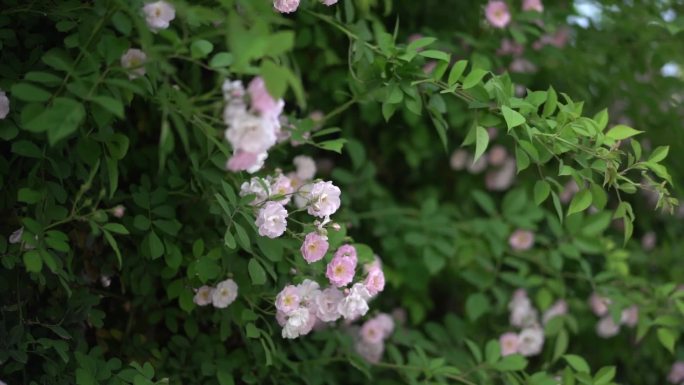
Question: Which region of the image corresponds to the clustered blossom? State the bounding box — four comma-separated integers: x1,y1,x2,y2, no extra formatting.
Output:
588,292,639,338
223,77,284,173
120,48,147,79
275,246,387,339
669,361,684,384
355,313,396,363
509,229,535,251
499,289,562,357
193,278,238,309
143,1,176,32
0,89,9,119
273,0,338,13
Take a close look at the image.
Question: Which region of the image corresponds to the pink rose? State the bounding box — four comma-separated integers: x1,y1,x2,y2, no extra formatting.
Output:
589,292,611,317
499,332,519,356
326,255,356,287
301,232,329,263
273,0,300,13
522,0,543,12
334,244,358,266
248,76,285,118
485,1,511,29
509,229,534,251
364,266,385,296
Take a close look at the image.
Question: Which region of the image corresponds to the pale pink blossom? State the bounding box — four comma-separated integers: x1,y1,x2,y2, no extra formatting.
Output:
274,0,300,13
589,292,611,317
374,313,395,338
248,77,285,119
256,202,288,238
497,39,524,56
225,114,278,155
517,327,544,356
321,0,338,5
301,232,329,263
620,305,639,328
423,61,437,74
0,89,9,119
297,279,321,304
227,150,262,173
222,79,245,101
467,154,488,174
315,287,344,322
360,318,386,344
522,0,543,12
509,229,534,251
293,155,317,180
356,339,384,363
488,145,508,166
282,307,312,338
143,1,176,32
485,1,511,29
120,49,147,79
485,157,516,191
240,176,270,205
450,149,469,170
294,181,313,209
269,173,294,204
338,283,371,319
560,180,579,203
306,181,342,218
510,58,538,74
596,315,620,338
112,205,126,218
364,267,385,296
668,362,684,384
641,231,656,251
326,255,356,287
542,300,568,325
391,307,407,325
499,332,519,356
334,244,358,266
509,289,539,328
276,285,301,315
193,285,214,306
363,255,382,274
212,278,238,308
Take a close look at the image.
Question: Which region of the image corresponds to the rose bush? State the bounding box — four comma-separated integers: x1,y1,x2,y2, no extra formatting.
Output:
1,0,684,384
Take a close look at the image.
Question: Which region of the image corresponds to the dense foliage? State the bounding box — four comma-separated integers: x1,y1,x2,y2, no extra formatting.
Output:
1,0,684,384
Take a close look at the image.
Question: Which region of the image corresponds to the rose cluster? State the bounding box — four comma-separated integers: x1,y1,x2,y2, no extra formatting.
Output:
355,313,395,363
588,292,638,338
193,278,239,309
499,289,567,357
275,249,386,339
223,77,287,173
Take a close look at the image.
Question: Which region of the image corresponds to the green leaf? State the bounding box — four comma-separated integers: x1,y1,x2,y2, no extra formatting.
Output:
248,258,267,285
563,354,590,373
209,53,234,68
465,293,490,322
485,340,501,364
407,37,437,52
148,231,164,259
419,50,450,62
103,229,123,268
260,61,288,99
534,181,551,205
11,83,51,102
568,189,592,216
447,60,468,85
605,124,643,141
657,327,677,353
24,98,85,145
474,126,489,163
648,146,669,163
501,106,526,130
245,323,260,339
493,354,528,371
18,188,42,204
103,223,129,235
593,366,616,385
553,329,569,362
317,138,347,153
23,250,43,272
12,140,42,158
542,86,557,117
462,68,488,90
190,40,214,59
90,96,124,118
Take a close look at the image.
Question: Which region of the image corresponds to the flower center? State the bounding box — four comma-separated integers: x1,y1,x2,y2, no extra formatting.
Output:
334,265,345,276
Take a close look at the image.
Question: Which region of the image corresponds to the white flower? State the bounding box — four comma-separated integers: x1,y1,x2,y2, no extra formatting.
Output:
542,300,568,325
293,155,316,180
240,177,270,205
338,283,370,320
143,1,176,32
120,49,147,79
269,173,294,204
193,285,214,306
212,279,238,308
517,327,544,356
282,307,312,339
315,287,344,322
223,101,248,127
9,227,23,244
296,279,321,305
596,316,620,338
256,202,288,238
0,89,9,119
294,181,313,209
306,181,341,218
355,339,384,363
222,79,245,101
225,114,278,155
